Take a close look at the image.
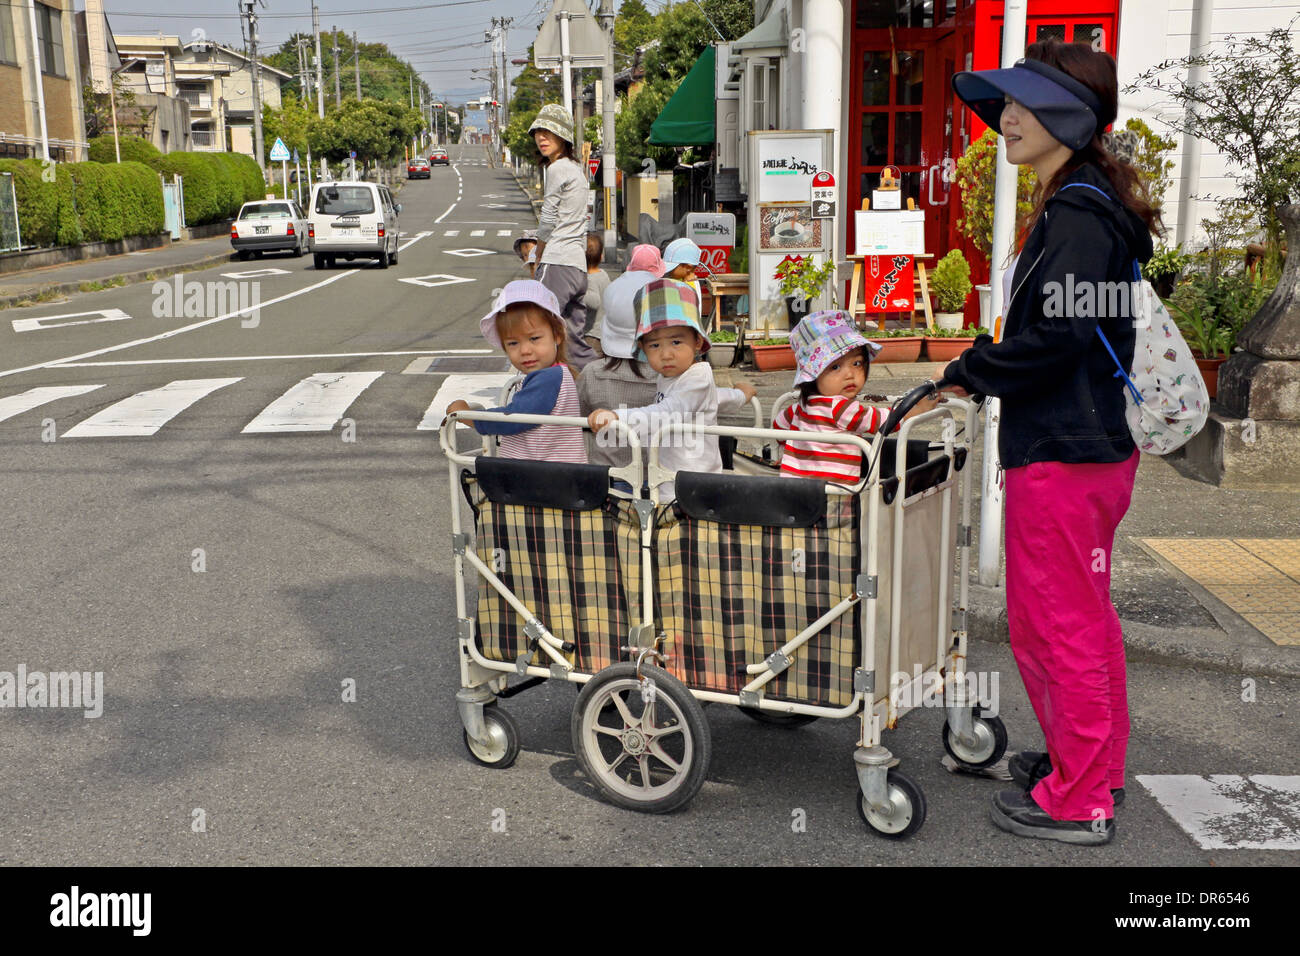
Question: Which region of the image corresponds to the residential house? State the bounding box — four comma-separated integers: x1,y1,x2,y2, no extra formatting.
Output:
177,41,289,159
0,0,87,161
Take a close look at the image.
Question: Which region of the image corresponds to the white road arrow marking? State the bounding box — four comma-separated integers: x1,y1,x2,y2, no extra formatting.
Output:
242,371,383,433
64,378,241,437
220,268,291,278
443,248,493,258
398,274,476,288
11,308,132,334
0,384,104,422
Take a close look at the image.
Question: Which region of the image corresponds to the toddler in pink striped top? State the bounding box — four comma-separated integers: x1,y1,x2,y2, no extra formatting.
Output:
445,280,588,463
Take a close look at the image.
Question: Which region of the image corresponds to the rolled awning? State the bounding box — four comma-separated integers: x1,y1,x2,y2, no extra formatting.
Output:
648,45,716,147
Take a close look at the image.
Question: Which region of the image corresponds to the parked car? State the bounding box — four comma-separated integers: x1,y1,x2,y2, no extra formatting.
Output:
407,158,430,179
429,149,449,166
307,181,402,269
230,200,309,259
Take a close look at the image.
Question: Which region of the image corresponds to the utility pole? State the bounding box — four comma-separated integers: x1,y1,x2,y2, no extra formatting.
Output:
313,3,326,179
354,32,361,99
25,0,51,163
599,0,616,265
243,0,265,175
332,28,341,107
492,16,512,131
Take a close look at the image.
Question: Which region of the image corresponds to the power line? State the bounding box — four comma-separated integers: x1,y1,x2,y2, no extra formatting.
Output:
107,0,492,18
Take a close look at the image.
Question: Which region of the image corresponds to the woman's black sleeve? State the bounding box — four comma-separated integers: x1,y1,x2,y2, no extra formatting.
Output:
942,206,1121,399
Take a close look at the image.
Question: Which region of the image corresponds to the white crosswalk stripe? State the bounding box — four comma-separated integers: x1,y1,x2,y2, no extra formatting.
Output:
417,372,518,431
496,229,512,237
1138,774,1300,850
444,229,460,236
241,371,384,433
470,229,485,237
0,384,104,423
64,378,241,437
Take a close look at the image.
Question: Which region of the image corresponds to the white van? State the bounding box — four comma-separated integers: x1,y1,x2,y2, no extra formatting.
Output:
307,181,401,269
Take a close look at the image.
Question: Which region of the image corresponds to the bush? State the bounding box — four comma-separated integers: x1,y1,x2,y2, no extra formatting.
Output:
0,159,83,246
929,249,973,313
87,135,162,166
152,152,264,225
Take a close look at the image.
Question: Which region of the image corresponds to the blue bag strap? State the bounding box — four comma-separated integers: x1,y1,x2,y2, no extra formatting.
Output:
1057,182,1145,405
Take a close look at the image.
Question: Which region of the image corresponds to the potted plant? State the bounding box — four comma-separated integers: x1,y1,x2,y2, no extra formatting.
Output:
707,328,738,367
748,337,797,371
774,256,836,327
1143,244,1189,299
923,325,989,362
864,326,925,363
928,249,973,330
1167,268,1275,398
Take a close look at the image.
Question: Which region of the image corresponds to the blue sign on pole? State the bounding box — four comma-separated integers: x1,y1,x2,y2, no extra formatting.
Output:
349,150,357,159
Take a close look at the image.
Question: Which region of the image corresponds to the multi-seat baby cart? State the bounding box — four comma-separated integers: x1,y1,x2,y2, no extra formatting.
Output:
439,383,1006,837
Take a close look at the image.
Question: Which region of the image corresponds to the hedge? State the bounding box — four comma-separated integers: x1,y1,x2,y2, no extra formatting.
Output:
1,148,265,247
87,135,163,166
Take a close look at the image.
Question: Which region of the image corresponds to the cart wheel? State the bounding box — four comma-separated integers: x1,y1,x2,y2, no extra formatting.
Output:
858,768,926,838
739,706,819,728
572,663,710,814
941,709,1008,770
463,704,520,769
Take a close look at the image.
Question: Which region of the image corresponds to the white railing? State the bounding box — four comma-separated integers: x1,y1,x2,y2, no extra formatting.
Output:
179,90,212,109
190,130,221,150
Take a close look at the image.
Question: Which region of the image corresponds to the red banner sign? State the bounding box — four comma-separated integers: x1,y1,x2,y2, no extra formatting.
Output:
862,255,915,313
697,245,731,276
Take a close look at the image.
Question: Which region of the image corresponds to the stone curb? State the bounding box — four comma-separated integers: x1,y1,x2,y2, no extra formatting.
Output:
965,583,1300,679
0,252,236,310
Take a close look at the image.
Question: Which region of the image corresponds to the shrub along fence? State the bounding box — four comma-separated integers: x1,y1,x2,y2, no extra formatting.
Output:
0,145,269,249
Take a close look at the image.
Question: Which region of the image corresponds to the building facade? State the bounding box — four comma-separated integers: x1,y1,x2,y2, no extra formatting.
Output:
0,0,87,161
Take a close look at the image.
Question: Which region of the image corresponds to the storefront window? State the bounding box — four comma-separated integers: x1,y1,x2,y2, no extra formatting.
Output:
894,113,922,166
861,114,888,166
861,51,891,105
1075,23,1106,49
855,0,936,30
895,50,924,105
1035,23,1067,44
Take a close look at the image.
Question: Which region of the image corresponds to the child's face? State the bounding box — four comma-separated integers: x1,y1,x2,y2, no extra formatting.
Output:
500,315,559,373
516,240,537,263
667,263,696,281
815,347,867,400
640,325,701,378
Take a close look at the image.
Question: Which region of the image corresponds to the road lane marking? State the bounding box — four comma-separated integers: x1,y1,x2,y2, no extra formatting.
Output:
398,230,433,251
242,371,383,433
221,268,291,278
398,274,475,288
0,384,104,422
496,230,512,236
0,269,359,381
470,229,485,237
418,372,518,431
444,248,493,257
49,350,493,368
435,203,458,223
434,164,463,223
443,230,460,236
12,308,132,334
1138,774,1300,850
63,378,241,437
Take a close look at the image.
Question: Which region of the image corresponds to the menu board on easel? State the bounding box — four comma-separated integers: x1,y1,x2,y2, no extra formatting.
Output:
746,129,836,331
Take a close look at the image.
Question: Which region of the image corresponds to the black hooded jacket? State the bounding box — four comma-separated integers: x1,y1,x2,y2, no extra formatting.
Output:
942,163,1155,468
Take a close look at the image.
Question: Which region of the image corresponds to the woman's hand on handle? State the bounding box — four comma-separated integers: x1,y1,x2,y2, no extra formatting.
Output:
933,377,970,399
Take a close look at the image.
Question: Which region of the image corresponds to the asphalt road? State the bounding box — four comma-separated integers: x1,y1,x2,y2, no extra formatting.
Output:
1,144,1296,867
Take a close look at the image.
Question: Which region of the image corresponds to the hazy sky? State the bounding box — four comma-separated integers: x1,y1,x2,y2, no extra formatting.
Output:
96,0,620,102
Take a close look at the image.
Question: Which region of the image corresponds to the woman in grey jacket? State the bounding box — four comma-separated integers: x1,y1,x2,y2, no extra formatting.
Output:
529,104,596,371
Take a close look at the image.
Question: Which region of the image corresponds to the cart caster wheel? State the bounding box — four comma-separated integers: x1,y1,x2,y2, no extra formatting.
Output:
739,707,819,728
942,708,1008,770
858,769,926,838
463,704,520,769
572,663,710,814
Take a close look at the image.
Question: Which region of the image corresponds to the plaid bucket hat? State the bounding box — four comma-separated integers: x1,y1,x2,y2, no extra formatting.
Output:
790,310,881,385
633,278,709,357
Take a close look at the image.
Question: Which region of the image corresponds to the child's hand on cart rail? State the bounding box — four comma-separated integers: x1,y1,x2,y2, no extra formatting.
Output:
587,408,619,433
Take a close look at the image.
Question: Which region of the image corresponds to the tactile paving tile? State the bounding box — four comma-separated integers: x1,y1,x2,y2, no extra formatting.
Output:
1139,538,1300,646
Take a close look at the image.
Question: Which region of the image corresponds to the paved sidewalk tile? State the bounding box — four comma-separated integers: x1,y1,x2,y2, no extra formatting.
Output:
1140,537,1300,645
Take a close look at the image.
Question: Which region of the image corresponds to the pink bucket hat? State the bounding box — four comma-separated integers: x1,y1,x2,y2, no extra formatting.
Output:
478,279,563,349
626,243,666,276
790,310,881,385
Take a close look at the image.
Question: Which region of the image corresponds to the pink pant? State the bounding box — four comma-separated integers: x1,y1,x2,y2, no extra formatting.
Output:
1004,450,1140,822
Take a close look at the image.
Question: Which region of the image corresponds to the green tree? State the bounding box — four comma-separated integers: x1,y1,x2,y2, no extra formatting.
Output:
261,92,315,163
310,97,421,165
615,0,657,58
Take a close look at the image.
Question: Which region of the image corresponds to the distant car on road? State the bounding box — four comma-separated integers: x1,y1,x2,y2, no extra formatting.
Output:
230,200,308,260
429,149,450,166
407,158,430,179
307,180,401,270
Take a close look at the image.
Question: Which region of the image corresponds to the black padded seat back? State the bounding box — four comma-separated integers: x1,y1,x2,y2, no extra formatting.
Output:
474,456,610,511
674,470,826,528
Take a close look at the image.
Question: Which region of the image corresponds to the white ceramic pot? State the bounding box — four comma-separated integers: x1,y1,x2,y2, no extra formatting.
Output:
934,311,964,332
976,283,991,328
707,343,737,367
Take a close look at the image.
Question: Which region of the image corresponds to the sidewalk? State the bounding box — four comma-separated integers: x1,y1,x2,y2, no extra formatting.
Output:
716,361,1300,679
0,235,235,309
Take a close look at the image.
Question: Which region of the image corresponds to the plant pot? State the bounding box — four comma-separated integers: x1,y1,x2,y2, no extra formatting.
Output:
1194,355,1226,399
868,336,924,363
976,284,991,328
707,343,737,367
784,296,809,327
1152,273,1178,299
749,343,797,371
934,311,964,332
923,337,976,362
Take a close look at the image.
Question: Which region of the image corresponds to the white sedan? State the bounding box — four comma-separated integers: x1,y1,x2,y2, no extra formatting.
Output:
230,200,309,260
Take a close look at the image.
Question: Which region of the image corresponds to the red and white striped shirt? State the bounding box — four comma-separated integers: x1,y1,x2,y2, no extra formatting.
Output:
772,395,884,484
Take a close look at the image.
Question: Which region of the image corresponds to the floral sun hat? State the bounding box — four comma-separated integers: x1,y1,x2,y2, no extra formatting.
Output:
790,310,882,385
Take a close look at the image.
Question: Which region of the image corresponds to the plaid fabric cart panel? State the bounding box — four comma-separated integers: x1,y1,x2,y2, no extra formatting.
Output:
653,494,860,706
465,478,640,674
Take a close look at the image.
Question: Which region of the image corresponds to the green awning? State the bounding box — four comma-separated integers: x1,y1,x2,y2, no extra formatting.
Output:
649,46,716,146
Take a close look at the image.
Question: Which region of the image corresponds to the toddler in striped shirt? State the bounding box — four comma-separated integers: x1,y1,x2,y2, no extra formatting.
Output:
773,311,938,485
445,280,588,463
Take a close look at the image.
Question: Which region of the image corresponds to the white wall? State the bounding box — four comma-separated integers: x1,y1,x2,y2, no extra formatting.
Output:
1117,0,1300,247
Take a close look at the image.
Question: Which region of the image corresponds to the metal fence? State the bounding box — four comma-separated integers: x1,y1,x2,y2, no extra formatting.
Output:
0,172,21,252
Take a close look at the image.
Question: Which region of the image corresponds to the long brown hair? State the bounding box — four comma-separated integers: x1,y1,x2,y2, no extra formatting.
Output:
1019,39,1162,245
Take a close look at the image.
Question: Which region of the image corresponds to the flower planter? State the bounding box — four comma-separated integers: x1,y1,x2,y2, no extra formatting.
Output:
1195,356,1226,399
749,343,797,371
934,311,964,332
868,336,925,363
707,343,737,367
923,337,976,362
